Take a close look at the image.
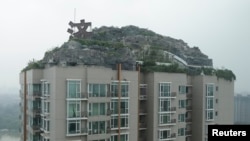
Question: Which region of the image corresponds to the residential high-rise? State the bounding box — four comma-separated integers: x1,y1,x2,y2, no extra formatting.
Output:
19,64,234,141
234,94,250,124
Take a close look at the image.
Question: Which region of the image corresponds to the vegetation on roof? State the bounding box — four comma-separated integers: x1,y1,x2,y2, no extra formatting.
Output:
141,60,186,73
187,67,236,81
22,59,44,72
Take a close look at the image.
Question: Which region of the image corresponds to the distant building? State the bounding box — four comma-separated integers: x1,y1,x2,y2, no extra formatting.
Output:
234,94,250,124
19,64,234,141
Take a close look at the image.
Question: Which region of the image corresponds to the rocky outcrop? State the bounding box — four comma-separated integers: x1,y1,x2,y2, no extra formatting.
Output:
42,40,136,70
41,25,212,70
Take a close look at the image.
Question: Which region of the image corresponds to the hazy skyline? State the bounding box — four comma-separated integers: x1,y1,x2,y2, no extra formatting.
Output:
0,0,249,94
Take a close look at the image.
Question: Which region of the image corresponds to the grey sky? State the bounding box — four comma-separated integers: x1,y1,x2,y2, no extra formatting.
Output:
0,0,249,94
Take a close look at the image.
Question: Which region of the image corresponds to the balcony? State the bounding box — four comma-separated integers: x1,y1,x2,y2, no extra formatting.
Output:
159,92,176,98
139,122,147,130
139,95,147,100
81,128,88,135
106,127,111,133
171,92,177,97
139,137,147,141
110,108,128,115
186,106,192,111
185,130,192,136
81,92,88,99
139,108,147,115
33,109,41,116
66,92,88,100
160,107,176,114
81,111,88,118
185,118,192,123
170,119,176,124
160,119,177,126
32,125,41,133
107,109,112,116
140,84,147,100
33,91,41,98
159,133,176,141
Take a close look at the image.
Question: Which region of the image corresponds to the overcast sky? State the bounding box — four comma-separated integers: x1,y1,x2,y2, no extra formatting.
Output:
0,0,249,95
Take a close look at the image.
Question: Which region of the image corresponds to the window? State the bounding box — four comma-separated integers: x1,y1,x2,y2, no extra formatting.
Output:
206,110,214,120
206,84,214,121
111,81,129,97
111,115,129,128
67,120,80,134
178,128,185,136
67,80,81,98
159,99,171,112
111,134,128,141
42,118,50,132
206,84,214,96
88,84,107,97
179,100,186,108
206,97,214,109
89,103,106,116
111,99,129,114
121,115,129,127
42,81,50,96
178,114,185,122
215,111,218,116
159,83,171,97
41,100,50,114
89,121,106,134
179,85,186,94
216,99,218,103
159,130,170,139
28,84,41,96
111,116,118,128
159,113,171,124
216,86,219,91
67,101,81,118
120,100,129,114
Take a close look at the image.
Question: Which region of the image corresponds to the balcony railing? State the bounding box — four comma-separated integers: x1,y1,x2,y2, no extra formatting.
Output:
170,133,176,138
139,95,147,100
81,128,88,134
186,94,192,99
81,111,88,118
106,127,111,133
139,122,147,129
107,109,112,116
161,107,176,112
33,109,41,115
32,125,41,132
139,137,147,141
185,130,192,136
159,92,177,98
140,108,147,114
67,93,88,99
186,106,192,111
185,118,192,123
33,91,41,97
170,119,176,123
171,92,177,97
81,92,88,99
111,108,128,115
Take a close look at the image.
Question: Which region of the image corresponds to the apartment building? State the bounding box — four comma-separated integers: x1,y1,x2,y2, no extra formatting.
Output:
234,94,250,124
191,75,234,141
19,64,234,141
